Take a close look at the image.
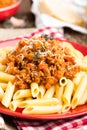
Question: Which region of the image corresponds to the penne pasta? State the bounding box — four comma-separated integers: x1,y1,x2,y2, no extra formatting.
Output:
55,83,64,103
30,82,39,98
22,105,62,114
73,71,86,93
78,88,87,105
0,64,6,71
9,99,22,111
19,98,59,108
0,72,15,82
0,49,7,58
0,47,13,63
62,79,74,112
37,85,46,99
0,87,4,101
44,86,55,98
73,71,86,87
13,89,32,100
62,105,71,113
0,83,7,91
59,77,67,87
1,82,15,107
1,47,13,53
76,61,87,71
63,79,74,106
84,56,87,63
71,74,87,109
63,42,84,60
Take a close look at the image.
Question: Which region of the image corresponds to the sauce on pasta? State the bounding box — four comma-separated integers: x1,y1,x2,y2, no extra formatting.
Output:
2,35,80,89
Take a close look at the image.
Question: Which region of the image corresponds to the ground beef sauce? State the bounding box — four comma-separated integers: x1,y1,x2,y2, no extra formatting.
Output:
2,35,80,89
0,0,18,8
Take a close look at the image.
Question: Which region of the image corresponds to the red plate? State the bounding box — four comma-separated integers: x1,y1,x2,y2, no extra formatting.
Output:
0,37,87,120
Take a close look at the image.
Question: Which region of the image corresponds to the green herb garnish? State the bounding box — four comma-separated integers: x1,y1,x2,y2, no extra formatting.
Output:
50,34,54,40
41,34,49,41
34,51,41,61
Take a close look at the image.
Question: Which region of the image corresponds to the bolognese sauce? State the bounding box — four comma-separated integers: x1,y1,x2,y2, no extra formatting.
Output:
0,0,18,8
2,35,80,89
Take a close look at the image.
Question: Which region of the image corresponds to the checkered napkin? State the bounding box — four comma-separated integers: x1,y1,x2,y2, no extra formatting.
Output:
23,27,65,40
0,114,6,129
14,115,87,130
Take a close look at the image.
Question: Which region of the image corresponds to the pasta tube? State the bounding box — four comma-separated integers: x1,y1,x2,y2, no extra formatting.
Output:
1,82,15,107
63,42,84,60
55,83,64,103
0,83,7,91
22,105,62,114
13,89,32,100
63,79,74,106
37,85,46,99
76,61,87,71
0,64,6,71
78,88,87,105
73,71,86,87
9,99,22,111
44,86,55,98
0,87,4,101
71,74,87,109
59,77,67,87
62,79,74,112
19,98,59,108
30,82,39,98
0,72,14,82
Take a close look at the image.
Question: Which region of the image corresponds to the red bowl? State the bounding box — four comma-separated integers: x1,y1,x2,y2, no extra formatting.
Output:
0,0,22,21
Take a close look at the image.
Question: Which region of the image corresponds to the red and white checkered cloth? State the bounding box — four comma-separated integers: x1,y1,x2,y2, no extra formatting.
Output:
23,26,65,40
14,114,87,130
0,27,64,43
